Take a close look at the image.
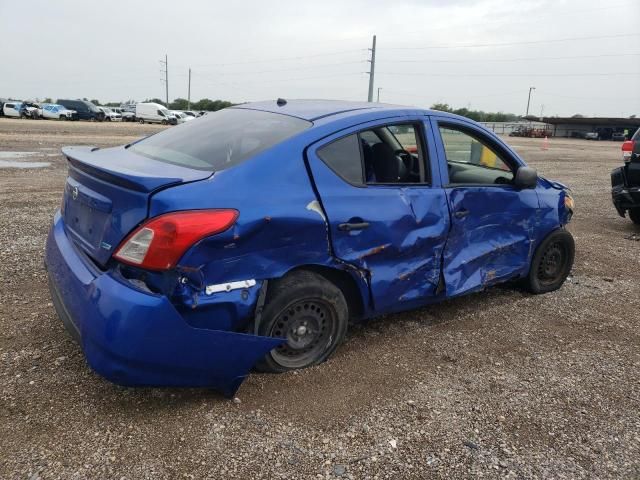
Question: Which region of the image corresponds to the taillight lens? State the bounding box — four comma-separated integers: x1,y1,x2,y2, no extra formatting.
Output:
113,209,238,270
622,140,634,162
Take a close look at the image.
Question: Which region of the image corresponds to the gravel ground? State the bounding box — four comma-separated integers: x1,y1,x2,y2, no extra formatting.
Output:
0,118,638,479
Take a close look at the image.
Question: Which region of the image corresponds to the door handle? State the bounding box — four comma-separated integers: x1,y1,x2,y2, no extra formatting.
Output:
338,222,370,232
454,209,470,219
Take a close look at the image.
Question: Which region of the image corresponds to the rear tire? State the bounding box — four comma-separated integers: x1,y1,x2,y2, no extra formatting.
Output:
524,229,575,294
139,118,144,124
629,208,640,225
255,271,348,373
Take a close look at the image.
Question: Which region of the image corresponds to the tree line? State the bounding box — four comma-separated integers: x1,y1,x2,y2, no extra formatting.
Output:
430,103,520,122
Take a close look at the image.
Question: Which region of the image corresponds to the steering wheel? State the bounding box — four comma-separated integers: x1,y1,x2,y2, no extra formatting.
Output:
394,149,420,177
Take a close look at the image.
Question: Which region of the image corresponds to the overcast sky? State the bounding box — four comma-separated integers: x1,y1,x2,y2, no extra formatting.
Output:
1,0,639,117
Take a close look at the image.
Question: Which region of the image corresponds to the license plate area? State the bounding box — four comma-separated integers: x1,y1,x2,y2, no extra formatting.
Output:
63,178,112,250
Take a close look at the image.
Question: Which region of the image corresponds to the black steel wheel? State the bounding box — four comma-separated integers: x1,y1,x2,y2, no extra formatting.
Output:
256,271,348,373
524,229,575,294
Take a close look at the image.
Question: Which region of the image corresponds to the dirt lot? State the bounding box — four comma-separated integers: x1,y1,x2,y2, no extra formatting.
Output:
0,118,638,479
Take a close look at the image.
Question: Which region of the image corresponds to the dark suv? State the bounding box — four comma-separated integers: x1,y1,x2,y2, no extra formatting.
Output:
57,99,105,122
611,128,640,224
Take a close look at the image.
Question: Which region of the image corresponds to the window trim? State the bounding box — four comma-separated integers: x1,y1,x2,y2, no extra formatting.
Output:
437,121,520,189
315,121,432,188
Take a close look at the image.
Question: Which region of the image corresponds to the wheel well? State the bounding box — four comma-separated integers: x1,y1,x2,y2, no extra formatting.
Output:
288,265,365,320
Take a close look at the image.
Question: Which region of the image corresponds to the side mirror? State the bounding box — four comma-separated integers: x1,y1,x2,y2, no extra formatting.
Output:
514,166,538,189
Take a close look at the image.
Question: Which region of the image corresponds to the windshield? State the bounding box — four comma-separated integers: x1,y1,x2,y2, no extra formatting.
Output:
130,108,311,171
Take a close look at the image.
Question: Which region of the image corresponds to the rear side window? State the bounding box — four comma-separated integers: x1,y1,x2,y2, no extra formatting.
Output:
317,123,428,185
130,108,311,171
317,134,363,184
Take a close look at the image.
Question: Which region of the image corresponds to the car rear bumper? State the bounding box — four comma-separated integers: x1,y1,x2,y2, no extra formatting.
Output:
612,186,640,215
44,211,281,397
611,165,640,216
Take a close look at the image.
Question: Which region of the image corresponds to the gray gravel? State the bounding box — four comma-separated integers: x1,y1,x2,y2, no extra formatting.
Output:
0,118,639,479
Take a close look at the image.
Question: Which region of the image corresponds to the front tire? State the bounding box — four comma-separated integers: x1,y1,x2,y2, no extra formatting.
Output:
139,118,144,124
629,208,640,225
524,229,575,294
256,271,348,373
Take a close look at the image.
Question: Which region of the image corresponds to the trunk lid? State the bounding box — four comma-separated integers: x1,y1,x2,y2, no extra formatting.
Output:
61,146,211,267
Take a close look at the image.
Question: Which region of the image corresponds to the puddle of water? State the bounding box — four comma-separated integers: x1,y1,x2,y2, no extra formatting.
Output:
0,160,51,169
0,151,39,159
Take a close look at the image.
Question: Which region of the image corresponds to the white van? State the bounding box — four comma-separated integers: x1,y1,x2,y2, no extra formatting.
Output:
135,103,177,125
2,102,22,118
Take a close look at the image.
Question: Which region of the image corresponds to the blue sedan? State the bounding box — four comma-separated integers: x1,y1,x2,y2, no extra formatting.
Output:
45,100,575,396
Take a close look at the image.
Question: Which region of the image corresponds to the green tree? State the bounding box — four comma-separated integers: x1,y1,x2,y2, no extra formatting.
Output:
169,98,189,110
43,97,53,104
143,98,167,106
430,103,452,112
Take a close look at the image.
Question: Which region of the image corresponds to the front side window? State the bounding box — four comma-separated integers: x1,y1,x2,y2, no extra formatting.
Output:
130,108,311,171
317,123,427,186
439,126,514,185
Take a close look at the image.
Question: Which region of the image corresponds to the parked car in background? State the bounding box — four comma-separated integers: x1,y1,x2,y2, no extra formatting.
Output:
45,99,575,397
58,99,105,121
612,128,640,224
41,104,77,120
135,102,177,125
98,107,122,122
183,111,197,118
611,132,626,141
171,111,193,124
2,102,22,118
119,102,137,122
18,101,42,119
585,132,599,140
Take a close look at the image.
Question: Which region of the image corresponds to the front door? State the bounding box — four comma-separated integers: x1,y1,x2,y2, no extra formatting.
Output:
431,117,539,297
306,118,450,313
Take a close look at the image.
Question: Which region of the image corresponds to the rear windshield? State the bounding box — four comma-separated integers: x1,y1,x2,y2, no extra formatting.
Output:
130,108,312,171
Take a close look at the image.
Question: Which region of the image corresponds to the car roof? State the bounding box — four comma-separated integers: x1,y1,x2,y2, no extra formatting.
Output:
232,99,457,122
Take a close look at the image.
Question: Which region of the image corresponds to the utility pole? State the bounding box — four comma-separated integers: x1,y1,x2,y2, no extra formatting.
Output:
377,87,382,102
160,54,169,107
367,35,376,102
525,86,535,117
188,68,191,110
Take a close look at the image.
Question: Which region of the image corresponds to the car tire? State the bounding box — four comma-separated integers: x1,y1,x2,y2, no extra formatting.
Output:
524,229,575,294
139,119,144,124
255,270,349,373
629,208,640,225
161,119,168,125
59,116,66,121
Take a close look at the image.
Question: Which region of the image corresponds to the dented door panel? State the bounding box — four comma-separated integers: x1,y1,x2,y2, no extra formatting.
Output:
306,118,450,313
430,115,543,297
442,187,540,296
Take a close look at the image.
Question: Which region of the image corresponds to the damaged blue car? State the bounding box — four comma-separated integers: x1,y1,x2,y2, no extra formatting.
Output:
45,99,575,397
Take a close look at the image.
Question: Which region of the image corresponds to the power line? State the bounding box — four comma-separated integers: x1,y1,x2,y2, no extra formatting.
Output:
397,1,638,35
380,33,640,50
379,53,640,64
192,60,367,76
183,49,367,68
377,72,640,78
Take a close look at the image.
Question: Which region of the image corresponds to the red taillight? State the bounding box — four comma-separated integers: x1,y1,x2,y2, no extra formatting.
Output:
622,140,635,162
113,209,238,270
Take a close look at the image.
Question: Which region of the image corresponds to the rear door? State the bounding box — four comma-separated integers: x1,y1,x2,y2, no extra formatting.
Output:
306,117,450,313
430,116,539,296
